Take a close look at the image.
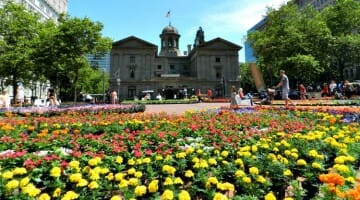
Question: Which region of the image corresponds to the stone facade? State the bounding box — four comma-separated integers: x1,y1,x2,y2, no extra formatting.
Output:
110,25,242,100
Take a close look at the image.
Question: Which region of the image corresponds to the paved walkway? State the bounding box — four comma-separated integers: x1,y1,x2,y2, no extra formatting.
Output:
144,102,229,115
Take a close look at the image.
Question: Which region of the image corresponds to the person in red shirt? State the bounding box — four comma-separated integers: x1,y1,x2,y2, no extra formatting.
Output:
299,84,307,101
207,88,213,100
321,83,329,97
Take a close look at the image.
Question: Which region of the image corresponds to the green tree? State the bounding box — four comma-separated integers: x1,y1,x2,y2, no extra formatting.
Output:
239,63,256,93
248,2,332,86
321,0,360,81
35,15,112,103
0,1,41,101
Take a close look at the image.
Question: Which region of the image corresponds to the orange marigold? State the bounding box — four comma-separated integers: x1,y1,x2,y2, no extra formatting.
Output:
319,173,345,186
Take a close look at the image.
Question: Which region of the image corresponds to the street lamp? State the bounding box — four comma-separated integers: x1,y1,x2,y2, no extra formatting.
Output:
116,78,121,103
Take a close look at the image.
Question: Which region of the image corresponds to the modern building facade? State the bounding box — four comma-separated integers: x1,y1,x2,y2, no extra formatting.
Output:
110,25,242,100
0,0,68,21
87,53,110,72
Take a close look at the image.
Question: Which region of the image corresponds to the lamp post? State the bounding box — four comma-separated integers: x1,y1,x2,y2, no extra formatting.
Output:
116,78,120,103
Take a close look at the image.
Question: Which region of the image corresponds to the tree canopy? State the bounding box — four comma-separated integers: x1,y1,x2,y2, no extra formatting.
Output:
0,1,112,102
247,0,360,87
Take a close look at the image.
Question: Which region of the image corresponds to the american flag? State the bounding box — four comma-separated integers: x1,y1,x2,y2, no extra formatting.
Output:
165,11,171,18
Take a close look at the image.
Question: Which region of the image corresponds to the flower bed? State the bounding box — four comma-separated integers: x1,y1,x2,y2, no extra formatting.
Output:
0,104,145,117
0,106,359,199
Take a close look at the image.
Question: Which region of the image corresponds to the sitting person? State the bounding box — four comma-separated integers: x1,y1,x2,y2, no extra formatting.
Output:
235,87,252,106
0,91,11,109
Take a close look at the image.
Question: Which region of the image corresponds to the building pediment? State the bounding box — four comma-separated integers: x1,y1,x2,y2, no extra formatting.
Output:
113,36,158,49
199,37,242,50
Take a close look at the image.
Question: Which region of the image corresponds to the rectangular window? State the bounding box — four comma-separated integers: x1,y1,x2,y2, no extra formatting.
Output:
129,55,135,63
157,65,162,70
170,65,175,70
215,57,221,63
128,86,136,98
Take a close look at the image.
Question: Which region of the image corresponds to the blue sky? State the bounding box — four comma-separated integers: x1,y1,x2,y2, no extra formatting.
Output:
67,0,289,62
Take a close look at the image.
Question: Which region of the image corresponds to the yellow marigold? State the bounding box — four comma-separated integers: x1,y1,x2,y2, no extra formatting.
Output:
134,185,147,197
68,160,80,169
106,173,114,181
39,193,51,200
13,167,27,175
6,179,19,190
283,169,293,176
291,153,299,159
174,177,184,185
208,158,217,165
161,189,174,200
88,181,99,189
176,152,187,159
128,158,135,165
192,157,199,163
208,177,218,184
308,149,318,157
62,191,79,200
221,150,229,157
76,179,88,187
20,177,30,187
273,147,279,152
115,156,123,164
334,156,345,164
217,182,234,191
235,169,245,178
143,157,151,163
50,167,61,178
251,145,258,153
242,176,252,183
284,198,294,200
134,171,143,178
53,188,61,197
118,179,128,188
164,177,173,185
333,164,350,173
186,147,194,154
115,172,126,181
179,190,191,200
311,162,322,169
249,167,259,175
69,173,82,183
128,168,136,175
284,150,291,156
296,159,307,166
100,167,109,174
22,183,41,197
128,178,139,186
156,155,163,160
162,165,176,175
148,180,159,193
185,170,194,178
345,177,355,183
234,158,244,167
264,192,277,200
110,195,122,200
256,175,266,184
88,157,101,166
2,171,13,179
213,192,228,200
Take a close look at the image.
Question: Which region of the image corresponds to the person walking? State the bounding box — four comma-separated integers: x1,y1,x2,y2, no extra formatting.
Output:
275,70,296,107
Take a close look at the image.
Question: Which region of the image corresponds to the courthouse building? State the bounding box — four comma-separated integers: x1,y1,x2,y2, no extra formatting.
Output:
110,25,242,100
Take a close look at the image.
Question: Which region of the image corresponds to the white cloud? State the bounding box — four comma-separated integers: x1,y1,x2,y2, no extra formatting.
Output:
199,0,289,39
